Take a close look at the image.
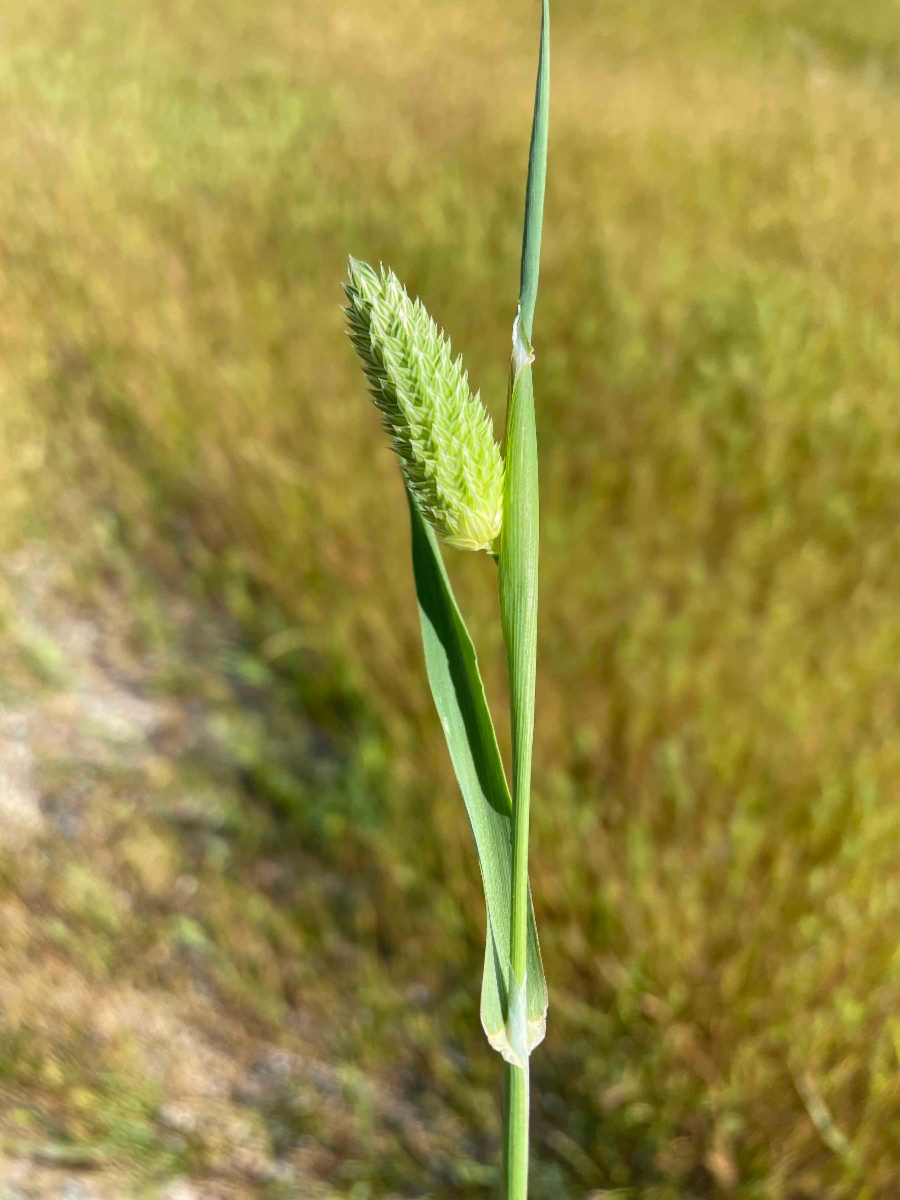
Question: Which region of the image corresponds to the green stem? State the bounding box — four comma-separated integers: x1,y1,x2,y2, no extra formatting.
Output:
499,352,538,1200
502,355,539,994
503,1062,530,1200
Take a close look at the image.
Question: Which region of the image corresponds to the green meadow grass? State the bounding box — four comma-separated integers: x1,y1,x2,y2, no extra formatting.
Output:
4,0,900,1193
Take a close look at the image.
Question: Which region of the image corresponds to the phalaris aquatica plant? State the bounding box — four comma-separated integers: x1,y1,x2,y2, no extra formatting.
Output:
343,4,550,1194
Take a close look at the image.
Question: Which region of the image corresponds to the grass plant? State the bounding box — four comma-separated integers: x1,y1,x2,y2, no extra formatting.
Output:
344,9,550,1194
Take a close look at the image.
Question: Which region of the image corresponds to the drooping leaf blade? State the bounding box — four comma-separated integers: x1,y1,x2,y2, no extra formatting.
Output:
407,494,546,1055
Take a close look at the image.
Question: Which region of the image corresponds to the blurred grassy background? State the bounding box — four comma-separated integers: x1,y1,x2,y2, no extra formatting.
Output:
3,0,900,1195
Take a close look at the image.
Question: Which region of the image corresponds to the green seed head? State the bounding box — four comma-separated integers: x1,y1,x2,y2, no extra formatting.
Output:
344,258,504,552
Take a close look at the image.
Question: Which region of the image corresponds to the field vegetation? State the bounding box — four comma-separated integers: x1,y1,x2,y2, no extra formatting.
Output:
3,0,900,1194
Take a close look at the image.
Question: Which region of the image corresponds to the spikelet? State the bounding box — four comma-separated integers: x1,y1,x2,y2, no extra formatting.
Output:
344,257,504,552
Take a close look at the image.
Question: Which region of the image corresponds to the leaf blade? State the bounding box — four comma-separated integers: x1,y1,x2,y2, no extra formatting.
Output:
407,495,546,1051
499,0,549,1040
518,0,550,344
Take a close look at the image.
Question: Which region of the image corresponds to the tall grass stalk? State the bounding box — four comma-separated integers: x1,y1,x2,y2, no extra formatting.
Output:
501,2,549,1193
344,3,550,1195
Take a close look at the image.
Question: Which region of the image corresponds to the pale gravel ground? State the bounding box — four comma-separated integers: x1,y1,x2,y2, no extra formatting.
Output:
0,547,459,1200
0,548,333,1199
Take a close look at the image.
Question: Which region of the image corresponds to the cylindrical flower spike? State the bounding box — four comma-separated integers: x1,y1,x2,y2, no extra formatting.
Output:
344,257,504,552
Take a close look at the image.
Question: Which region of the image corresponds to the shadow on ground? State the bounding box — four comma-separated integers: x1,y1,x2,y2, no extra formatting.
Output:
0,545,477,1200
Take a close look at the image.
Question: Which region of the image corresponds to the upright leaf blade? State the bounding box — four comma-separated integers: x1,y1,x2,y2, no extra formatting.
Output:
500,0,549,1011
518,0,550,345
407,495,546,1055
